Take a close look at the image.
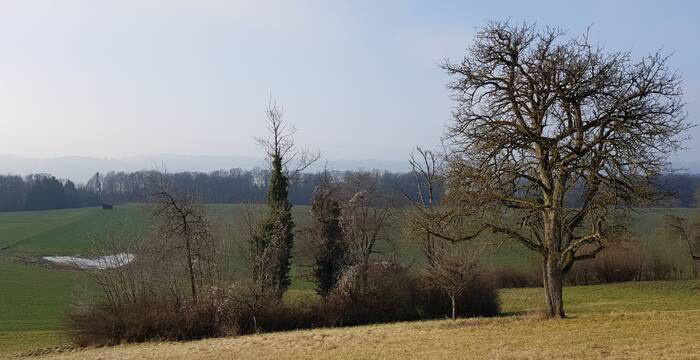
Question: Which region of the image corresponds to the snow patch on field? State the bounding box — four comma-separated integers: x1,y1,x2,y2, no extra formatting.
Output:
42,253,134,269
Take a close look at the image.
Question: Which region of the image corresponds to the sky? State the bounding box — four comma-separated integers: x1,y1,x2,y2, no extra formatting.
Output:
0,0,698,165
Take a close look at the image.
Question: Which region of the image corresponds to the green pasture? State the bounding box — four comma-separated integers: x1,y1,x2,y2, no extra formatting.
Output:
0,205,698,355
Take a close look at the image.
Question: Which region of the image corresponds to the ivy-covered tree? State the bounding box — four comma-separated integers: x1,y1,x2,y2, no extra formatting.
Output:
251,100,319,297
310,174,345,296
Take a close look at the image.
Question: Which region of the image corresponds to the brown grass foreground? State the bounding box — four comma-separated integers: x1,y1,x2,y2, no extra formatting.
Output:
21,310,700,360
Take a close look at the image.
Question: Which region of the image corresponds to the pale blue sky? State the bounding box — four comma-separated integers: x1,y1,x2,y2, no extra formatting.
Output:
0,0,698,164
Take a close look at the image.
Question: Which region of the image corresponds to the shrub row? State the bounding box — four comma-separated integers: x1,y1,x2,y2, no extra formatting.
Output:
490,244,696,288
69,263,499,346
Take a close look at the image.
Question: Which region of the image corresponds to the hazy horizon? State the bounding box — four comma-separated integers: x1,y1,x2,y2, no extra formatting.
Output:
1,1,698,165
0,153,418,182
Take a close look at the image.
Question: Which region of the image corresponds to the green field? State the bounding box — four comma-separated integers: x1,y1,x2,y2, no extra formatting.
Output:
0,205,698,356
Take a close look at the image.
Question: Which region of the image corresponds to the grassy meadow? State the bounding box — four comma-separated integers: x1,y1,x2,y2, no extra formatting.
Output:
0,204,698,357
21,281,700,360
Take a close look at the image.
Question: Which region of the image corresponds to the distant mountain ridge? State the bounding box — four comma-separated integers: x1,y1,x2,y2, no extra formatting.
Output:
0,154,412,183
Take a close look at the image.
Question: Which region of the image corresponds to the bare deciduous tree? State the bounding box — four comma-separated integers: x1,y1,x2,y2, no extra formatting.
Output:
405,148,445,267
150,190,217,303
255,99,321,183
425,247,480,320
339,172,395,292
440,21,690,318
664,214,700,277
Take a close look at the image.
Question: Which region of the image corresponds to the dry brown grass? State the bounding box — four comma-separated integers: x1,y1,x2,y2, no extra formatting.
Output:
22,310,700,360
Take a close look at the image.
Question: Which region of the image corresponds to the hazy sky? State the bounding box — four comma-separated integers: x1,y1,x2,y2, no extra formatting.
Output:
1,0,698,163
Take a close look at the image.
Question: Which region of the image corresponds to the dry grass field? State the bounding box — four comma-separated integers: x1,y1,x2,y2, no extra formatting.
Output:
6,280,698,360
23,310,700,360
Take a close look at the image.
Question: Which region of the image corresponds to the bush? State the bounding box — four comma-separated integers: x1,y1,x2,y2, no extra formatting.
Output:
641,251,692,281
566,245,646,285
316,263,424,326
69,263,500,346
490,240,691,288
419,275,500,318
315,263,499,326
490,266,541,288
69,298,232,346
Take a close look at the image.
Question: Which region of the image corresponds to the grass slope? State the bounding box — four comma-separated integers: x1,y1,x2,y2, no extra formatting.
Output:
0,258,78,332
20,280,700,360
0,258,76,356
0,206,698,357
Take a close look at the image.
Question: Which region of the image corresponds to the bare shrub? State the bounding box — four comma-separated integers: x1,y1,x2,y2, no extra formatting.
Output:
566,244,646,285
69,289,241,346
70,261,499,346
339,172,395,293
425,249,480,319
319,262,499,326
69,190,229,345
490,266,541,288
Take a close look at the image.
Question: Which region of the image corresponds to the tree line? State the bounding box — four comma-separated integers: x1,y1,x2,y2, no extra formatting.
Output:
0,168,698,213
84,168,433,207
0,174,99,211
0,168,442,212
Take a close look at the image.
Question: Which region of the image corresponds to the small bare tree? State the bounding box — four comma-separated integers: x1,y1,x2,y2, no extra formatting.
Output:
440,21,690,318
150,190,217,303
426,247,480,320
339,171,394,292
403,148,488,320
404,148,445,267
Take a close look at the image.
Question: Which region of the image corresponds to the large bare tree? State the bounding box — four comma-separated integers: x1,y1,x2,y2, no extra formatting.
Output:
440,22,690,318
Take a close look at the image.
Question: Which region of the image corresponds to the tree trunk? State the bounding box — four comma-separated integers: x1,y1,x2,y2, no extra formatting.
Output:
450,295,456,320
542,254,565,318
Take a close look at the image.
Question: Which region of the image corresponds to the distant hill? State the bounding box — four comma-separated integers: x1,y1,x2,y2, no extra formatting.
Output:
0,154,411,183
